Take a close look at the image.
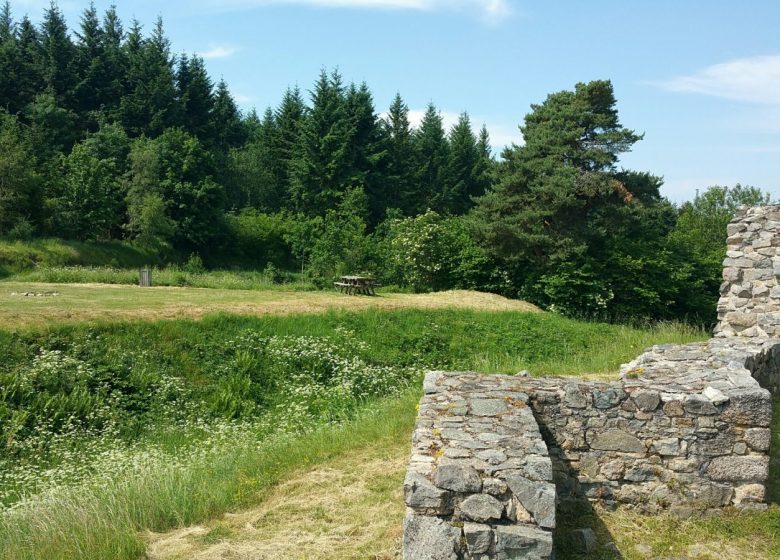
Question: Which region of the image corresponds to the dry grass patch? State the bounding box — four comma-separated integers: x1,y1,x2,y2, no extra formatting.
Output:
144,442,408,560
0,282,539,328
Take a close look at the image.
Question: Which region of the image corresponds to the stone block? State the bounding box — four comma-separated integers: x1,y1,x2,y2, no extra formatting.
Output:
402,513,462,560
463,522,493,555
495,525,553,560
434,464,482,493
459,493,504,523
588,428,645,452
707,456,769,482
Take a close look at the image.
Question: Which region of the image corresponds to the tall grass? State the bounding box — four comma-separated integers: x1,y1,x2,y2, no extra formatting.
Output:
0,393,418,560
0,309,708,560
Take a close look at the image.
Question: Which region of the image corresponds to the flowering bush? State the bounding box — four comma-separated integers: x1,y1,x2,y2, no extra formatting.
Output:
0,328,419,510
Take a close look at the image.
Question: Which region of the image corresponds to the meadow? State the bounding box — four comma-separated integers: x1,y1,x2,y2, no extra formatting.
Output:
0,279,776,559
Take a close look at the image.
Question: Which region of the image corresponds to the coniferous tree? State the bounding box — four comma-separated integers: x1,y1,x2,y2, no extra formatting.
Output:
120,17,178,136
212,78,246,151
0,1,16,112
271,86,305,200
14,16,45,114
344,81,386,226
384,93,417,216
177,55,214,143
289,69,354,215
444,112,479,214
39,2,76,108
0,111,40,235
414,102,449,213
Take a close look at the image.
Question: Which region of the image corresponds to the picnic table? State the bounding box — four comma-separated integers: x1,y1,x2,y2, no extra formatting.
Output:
334,275,377,295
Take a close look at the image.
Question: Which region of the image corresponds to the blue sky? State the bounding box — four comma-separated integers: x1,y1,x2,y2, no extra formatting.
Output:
14,0,780,202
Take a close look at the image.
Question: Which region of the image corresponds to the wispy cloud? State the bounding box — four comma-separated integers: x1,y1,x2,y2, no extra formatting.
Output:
201,0,514,24
199,44,242,60
658,54,780,105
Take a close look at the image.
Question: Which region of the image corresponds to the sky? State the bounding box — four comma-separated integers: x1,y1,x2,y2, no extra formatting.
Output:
12,0,780,202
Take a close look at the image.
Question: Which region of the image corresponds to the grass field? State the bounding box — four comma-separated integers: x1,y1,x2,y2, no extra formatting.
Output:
2,284,765,560
0,282,538,328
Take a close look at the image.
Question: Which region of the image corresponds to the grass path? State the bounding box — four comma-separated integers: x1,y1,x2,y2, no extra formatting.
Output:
145,441,407,560
145,403,780,560
0,282,539,328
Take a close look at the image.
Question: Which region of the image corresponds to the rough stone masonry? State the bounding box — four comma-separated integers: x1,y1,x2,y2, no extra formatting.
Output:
403,205,780,560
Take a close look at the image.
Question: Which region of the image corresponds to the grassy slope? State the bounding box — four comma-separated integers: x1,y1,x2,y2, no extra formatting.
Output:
0,292,713,560
0,239,158,277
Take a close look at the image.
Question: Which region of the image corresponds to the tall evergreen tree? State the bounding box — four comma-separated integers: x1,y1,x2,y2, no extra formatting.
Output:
119,17,178,136
344,81,386,226
13,16,44,114
211,78,246,151
271,86,305,200
384,93,417,216
39,2,76,108
444,112,479,214
177,54,214,142
413,102,449,213
0,1,16,112
289,69,354,215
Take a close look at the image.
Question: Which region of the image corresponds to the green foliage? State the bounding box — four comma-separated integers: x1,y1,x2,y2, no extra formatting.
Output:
384,210,499,293
0,111,40,236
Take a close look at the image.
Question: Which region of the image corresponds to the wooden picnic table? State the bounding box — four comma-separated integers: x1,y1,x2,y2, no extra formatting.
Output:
334,275,377,295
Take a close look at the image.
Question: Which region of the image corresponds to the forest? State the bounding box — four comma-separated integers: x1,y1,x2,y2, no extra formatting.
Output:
0,1,772,322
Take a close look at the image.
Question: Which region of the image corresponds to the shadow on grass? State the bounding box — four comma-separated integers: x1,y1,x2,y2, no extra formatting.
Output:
549,451,624,560
769,397,780,504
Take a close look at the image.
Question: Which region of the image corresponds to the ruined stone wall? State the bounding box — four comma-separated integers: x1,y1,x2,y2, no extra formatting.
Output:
716,204,780,338
403,206,780,559
404,373,555,560
525,338,774,516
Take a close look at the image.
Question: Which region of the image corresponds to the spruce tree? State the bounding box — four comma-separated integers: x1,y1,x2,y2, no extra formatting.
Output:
0,1,16,112
413,102,449,213
177,55,214,143
444,112,478,214
289,69,354,215
211,78,246,151
39,2,76,108
272,86,305,202
345,82,386,226
384,93,417,216
13,16,44,114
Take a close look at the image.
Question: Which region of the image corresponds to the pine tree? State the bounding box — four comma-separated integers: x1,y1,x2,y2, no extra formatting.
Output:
344,82,386,225
120,17,179,136
39,2,76,108
0,1,16,112
271,86,305,201
211,78,245,151
73,3,106,124
384,93,417,216
177,55,214,143
99,5,127,121
289,69,354,215
12,16,44,114
413,102,449,213
444,112,478,214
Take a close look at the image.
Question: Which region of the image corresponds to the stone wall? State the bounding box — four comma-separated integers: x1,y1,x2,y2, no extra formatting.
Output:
403,205,780,559
716,204,780,338
404,373,555,560
527,337,775,515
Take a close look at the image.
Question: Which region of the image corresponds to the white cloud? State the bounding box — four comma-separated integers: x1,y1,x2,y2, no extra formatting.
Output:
199,45,241,60
201,0,514,23
659,54,780,105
